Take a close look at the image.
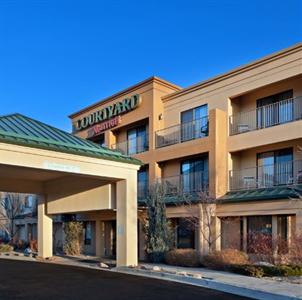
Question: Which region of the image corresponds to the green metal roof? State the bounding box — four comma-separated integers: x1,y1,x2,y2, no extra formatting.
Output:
138,192,203,206
219,185,302,203
0,113,142,165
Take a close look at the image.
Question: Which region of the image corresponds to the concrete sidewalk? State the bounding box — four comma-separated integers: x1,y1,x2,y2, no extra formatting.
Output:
116,263,302,300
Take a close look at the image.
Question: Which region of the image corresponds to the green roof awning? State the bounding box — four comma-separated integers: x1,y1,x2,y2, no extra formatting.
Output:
138,192,203,206
0,113,142,165
219,185,302,203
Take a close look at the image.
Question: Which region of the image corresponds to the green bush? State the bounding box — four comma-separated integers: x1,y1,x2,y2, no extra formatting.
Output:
0,243,13,253
201,249,249,269
260,265,302,277
228,264,302,278
165,249,201,267
228,265,264,278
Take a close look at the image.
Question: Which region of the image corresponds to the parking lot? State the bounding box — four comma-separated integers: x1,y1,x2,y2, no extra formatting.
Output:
0,259,251,300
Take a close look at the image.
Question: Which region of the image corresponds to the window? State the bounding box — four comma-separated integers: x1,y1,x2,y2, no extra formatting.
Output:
247,216,272,253
84,222,92,245
138,165,148,200
90,133,105,147
277,215,289,254
256,90,293,129
127,126,148,155
181,104,208,142
25,195,33,208
181,156,208,193
257,148,293,187
176,218,195,249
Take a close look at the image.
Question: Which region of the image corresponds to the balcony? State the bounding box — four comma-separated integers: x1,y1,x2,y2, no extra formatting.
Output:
160,171,209,196
229,96,302,136
137,172,209,204
155,116,208,148
229,160,302,191
111,134,149,156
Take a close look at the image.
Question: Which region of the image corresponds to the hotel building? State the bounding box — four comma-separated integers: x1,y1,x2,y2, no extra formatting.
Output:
69,43,302,260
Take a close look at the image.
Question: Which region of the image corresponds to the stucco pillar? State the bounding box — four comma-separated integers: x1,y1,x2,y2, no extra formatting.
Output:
197,204,203,254
149,162,162,184
37,195,53,258
242,217,247,252
95,220,105,257
116,175,138,267
208,109,228,198
104,130,116,148
272,216,278,257
199,204,210,255
296,211,302,235
214,216,221,251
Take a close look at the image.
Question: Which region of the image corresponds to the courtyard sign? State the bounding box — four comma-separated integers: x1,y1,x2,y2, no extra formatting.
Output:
75,94,141,131
87,116,121,138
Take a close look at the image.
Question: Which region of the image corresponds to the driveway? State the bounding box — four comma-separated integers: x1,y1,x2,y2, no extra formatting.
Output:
0,259,250,300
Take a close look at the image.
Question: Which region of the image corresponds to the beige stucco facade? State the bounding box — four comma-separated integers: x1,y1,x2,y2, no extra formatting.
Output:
69,42,302,258
2,43,302,264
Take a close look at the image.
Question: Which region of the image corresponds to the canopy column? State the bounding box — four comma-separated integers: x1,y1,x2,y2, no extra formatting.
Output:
116,175,138,267
37,195,53,258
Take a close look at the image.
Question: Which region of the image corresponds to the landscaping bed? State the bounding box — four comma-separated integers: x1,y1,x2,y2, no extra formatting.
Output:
163,248,302,279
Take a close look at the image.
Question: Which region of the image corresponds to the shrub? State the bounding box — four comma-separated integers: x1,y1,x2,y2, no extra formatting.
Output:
260,265,302,277
285,234,302,265
228,265,264,278
247,233,273,263
229,264,302,278
63,221,83,256
165,249,201,267
201,249,249,269
0,243,13,253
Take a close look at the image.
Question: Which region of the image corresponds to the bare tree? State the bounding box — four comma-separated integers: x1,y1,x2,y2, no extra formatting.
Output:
0,193,24,241
171,188,222,254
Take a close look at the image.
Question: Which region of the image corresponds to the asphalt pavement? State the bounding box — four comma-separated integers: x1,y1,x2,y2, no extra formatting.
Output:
0,259,251,300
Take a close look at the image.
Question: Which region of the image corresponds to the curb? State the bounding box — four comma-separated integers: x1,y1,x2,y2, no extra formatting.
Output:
114,267,302,300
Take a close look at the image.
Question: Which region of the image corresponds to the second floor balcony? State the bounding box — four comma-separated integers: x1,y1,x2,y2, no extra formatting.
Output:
137,171,209,203
161,171,209,196
229,160,302,191
229,96,302,136
111,134,149,156
155,116,208,148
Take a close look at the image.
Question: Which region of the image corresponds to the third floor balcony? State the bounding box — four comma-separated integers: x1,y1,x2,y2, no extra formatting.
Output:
111,134,149,156
155,116,209,148
229,160,302,191
229,96,302,136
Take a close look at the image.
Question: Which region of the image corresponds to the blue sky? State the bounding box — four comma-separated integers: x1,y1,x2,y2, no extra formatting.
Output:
0,0,301,131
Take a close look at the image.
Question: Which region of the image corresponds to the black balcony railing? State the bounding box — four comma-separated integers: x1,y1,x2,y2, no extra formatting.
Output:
160,171,209,196
155,116,208,148
137,171,209,202
111,134,149,155
229,96,302,135
229,160,302,191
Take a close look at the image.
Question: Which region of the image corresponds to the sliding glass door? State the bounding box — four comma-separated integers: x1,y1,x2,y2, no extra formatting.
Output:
181,104,208,142
181,156,208,193
256,90,293,129
257,148,293,187
127,126,148,155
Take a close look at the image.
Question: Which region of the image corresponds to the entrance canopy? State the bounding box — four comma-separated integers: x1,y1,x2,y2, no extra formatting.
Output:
0,114,141,266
